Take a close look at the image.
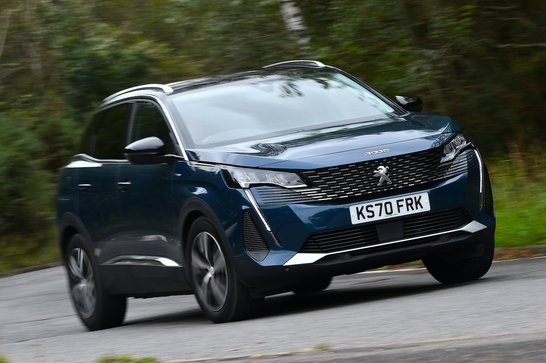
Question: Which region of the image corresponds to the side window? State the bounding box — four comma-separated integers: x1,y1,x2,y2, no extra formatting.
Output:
129,102,175,154
94,104,132,159
79,112,103,156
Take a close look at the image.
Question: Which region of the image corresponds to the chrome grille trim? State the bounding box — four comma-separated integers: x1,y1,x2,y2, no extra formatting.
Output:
284,220,487,266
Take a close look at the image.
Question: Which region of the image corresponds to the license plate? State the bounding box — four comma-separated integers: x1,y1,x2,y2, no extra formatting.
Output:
349,192,430,225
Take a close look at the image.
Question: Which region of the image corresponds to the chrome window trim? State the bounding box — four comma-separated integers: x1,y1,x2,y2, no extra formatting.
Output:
129,97,189,161
283,220,487,266
65,160,103,168
103,255,180,267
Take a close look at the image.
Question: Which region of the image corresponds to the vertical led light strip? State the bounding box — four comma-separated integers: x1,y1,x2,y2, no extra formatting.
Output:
244,189,272,232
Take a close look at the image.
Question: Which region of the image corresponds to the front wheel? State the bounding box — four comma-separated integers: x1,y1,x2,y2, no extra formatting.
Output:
423,237,494,284
188,217,260,323
65,234,127,330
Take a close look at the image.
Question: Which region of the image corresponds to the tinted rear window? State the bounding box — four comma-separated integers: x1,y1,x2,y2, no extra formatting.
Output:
91,104,131,159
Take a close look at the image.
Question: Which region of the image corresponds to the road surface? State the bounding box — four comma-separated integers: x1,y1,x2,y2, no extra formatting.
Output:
1,258,546,362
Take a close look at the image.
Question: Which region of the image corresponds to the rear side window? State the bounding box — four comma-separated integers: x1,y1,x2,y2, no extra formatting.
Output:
94,104,132,159
79,112,101,156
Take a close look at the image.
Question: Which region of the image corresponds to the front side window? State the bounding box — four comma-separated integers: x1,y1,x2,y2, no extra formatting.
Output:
171,69,396,147
129,102,175,153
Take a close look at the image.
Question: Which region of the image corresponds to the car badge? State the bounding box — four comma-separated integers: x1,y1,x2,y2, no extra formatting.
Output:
365,148,389,156
373,165,392,186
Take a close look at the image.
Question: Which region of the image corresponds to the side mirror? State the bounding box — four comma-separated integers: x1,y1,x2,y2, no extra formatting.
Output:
395,95,423,112
124,136,166,165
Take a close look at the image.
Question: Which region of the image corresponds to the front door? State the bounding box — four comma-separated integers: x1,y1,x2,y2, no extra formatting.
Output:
116,101,182,266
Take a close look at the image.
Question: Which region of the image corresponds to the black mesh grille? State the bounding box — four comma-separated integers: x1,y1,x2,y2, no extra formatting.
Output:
253,148,474,206
300,209,471,253
302,224,379,253
243,211,269,261
301,148,442,200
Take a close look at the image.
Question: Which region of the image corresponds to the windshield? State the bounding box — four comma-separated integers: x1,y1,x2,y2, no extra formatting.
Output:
171,69,397,147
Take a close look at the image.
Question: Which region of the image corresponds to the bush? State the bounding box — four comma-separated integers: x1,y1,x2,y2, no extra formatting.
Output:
0,110,58,271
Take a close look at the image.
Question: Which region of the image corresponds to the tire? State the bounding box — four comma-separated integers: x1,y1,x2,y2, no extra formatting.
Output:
423,237,495,285
188,217,259,323
292,276,332,295
64,234,127,330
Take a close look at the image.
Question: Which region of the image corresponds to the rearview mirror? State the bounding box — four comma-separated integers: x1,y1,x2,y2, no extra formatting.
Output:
124,136,166,165
395,95,423,112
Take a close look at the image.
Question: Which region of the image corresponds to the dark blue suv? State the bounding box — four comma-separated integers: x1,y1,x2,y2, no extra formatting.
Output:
57,60,495,330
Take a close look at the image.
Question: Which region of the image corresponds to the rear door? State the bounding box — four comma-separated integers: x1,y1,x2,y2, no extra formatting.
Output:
75,103,131,262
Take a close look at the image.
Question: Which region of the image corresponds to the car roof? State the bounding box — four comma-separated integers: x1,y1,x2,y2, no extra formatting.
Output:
101,60,332,105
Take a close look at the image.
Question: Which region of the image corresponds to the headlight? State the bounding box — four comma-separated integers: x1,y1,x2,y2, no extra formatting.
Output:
225,168,307,189
441,133,468,163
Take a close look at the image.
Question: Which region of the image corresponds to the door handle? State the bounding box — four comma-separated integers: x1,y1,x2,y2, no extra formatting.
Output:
77,183,92,191
117,181,131,191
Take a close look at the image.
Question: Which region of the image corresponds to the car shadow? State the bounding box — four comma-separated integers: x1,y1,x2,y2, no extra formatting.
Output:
259,281,441,319
123,307,208,326
123,272,495,326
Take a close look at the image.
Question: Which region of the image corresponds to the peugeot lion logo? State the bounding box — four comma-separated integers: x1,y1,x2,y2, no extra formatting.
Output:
373,165,392,186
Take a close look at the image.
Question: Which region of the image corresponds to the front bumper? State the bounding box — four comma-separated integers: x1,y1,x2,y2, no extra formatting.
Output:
238,224,494,295
232,148,495,290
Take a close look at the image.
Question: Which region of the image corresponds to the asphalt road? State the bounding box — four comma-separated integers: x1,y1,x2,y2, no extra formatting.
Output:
1,258,546,363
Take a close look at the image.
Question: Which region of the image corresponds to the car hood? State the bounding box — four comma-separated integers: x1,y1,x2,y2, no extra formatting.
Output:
185,114,460,170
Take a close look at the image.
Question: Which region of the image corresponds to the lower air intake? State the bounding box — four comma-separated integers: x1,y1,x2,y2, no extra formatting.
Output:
243,211,269,261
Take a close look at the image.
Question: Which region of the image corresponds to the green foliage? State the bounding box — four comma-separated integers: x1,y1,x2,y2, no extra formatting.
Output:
299,0,546,154
0,355,9,363
0,110,53,235
0,109,60,272
98,355,158,363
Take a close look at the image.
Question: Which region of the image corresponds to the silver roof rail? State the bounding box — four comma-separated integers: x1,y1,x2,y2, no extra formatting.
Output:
262,59,326,69
103,84,174,102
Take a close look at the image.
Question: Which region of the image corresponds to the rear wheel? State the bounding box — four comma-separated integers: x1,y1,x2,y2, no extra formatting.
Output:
188,217,260,323
292,277,332,295
423,237,494,284
65,234,127,330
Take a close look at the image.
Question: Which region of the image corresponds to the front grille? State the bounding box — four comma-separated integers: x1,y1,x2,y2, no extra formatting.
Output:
253,148,474,205
243,211,269,261
301,148,443,201
300,209,471,254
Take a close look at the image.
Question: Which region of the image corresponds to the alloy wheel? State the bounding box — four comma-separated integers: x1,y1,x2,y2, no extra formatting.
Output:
191,231,229,312
67,247,96,319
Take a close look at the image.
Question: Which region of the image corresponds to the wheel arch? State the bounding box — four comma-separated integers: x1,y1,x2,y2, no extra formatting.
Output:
179,198,227,258
58,213,93,258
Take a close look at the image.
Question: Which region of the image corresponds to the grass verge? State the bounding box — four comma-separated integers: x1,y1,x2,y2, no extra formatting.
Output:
98,355,158,363
490,155,546,247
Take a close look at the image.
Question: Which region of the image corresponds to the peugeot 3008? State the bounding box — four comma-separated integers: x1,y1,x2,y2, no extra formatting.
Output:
57,60,495,330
